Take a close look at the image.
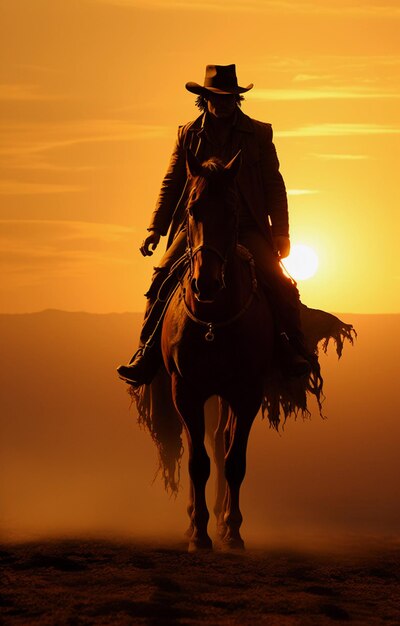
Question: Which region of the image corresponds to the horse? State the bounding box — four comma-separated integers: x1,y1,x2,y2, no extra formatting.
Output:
160,149,275,552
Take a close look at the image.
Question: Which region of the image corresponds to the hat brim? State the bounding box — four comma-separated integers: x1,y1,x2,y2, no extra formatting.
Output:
185,82,254,95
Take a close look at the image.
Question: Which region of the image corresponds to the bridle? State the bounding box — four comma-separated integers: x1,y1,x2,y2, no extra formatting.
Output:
186,242,229,295
183,184,257,343
185,180,237,298
181,157,258,342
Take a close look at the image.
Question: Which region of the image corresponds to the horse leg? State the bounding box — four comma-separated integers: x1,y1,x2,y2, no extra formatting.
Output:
222,414,254,550
172,375,212,552
184,481,194,539
222,388,261,550
213,397,229,540
185,413,212,551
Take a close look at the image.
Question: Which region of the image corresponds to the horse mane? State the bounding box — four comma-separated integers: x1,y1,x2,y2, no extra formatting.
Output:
188,157,237,211
201,157,225,172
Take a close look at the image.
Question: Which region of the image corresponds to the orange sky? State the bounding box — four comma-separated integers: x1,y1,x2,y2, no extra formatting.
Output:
0,0,399,314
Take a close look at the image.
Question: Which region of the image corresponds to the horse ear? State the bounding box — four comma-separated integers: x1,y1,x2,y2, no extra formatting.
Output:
225,150,242,177
186,149,203,178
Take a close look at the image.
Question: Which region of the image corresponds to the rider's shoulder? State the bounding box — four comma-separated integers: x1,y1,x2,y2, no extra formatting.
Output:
236,110,274,141
177,115,204,139
248,116,273,139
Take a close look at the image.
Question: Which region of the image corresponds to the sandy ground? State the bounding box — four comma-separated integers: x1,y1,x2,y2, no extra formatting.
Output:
1,538,399,625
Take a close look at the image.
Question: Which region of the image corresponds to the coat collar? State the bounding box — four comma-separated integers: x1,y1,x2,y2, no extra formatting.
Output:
188,108,254,137
232,108,254,134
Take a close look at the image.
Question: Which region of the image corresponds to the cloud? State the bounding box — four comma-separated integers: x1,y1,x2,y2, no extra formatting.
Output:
0,220,135,278
287,189,319,196
0,181,84,195
242,56,400,110
0,120,169,159
246,55,400,85
7,163,96,172
247,87,400,101
0,218,134,242
275,123,400,138
310,153,371,161
292,74,336,82
17,65,58,74
0,84,62,101
0,120,170,176
0,118,170,192
91,0,400,18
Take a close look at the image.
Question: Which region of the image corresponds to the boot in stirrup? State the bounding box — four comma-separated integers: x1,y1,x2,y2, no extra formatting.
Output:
117,267,169,386
117,343,161,386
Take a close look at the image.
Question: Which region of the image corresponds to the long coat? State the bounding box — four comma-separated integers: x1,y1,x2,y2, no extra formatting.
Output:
148,108,289,249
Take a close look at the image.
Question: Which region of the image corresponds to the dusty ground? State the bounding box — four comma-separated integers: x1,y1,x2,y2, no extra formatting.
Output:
1,538,399,625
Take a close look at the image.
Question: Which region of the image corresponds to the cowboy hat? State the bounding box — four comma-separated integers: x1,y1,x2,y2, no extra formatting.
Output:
185,64,253,96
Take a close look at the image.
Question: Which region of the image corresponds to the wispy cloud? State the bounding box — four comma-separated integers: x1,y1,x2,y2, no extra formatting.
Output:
0,120,170,176
248,87,400,101
0,220,135,277
7,162,96,172
0,218,134,238
92,0,400,18
0,120,169,159
265,55,400,71
0,118,170,196
310,153,371,160
0,181,84,195
276,123,400,138
17,64,58,74
0,84,62,101
246,55,400,92
287,189,319,196
292,74,336,82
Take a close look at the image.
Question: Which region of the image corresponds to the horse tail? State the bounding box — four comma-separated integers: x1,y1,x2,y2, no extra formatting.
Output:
130,371,183,494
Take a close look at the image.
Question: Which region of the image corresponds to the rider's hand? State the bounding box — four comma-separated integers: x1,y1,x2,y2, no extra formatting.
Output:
273,235,290,259
140,230,161,256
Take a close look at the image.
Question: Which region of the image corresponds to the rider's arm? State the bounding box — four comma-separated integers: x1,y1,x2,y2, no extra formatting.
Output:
147,126,187,237
259,124,289,239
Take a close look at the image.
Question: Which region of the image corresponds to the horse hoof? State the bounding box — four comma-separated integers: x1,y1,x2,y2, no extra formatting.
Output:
220,537,245,552
216,524,228,541
188,538,213,553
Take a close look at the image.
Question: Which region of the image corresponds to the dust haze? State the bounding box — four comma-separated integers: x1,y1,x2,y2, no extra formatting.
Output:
1,310,399,549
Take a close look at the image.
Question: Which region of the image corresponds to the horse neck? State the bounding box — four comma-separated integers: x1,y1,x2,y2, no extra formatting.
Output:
225,248,252,303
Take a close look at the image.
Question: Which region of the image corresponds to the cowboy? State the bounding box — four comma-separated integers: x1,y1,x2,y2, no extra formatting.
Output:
118,64,310,385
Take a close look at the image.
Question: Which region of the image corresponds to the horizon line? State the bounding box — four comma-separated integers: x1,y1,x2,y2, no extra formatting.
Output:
0,308,399,317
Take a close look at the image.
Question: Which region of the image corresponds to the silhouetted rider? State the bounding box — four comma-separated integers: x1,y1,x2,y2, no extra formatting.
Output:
118,64,310,385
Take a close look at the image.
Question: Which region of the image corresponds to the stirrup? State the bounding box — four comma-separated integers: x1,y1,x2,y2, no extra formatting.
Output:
117,343,160,386
128,346,145,364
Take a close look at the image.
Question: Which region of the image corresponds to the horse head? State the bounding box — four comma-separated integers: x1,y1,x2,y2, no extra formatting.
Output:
185,149,241,303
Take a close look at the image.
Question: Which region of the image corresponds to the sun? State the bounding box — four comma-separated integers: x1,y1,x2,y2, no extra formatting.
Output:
282,244,319,281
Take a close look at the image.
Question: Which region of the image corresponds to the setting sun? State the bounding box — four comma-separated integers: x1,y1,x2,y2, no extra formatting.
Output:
282,244,319,281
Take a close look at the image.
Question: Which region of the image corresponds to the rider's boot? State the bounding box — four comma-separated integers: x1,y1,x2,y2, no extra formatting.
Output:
271,277,312,378
278,330,311,378
117,268,168,386
117,341,161,386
